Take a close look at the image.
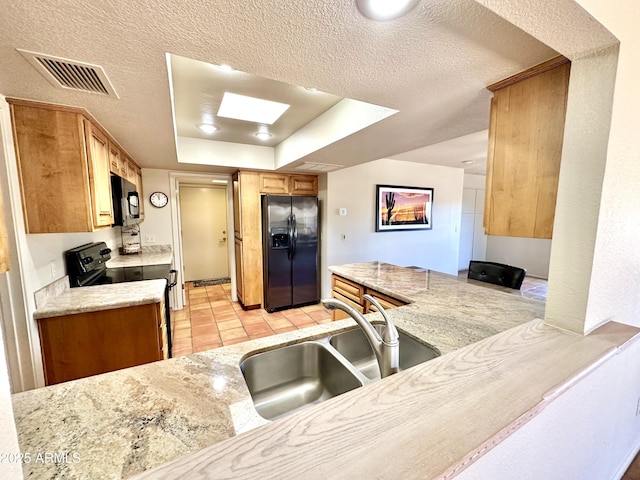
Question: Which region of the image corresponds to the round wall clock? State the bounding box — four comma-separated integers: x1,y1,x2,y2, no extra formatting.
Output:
149,191,168,208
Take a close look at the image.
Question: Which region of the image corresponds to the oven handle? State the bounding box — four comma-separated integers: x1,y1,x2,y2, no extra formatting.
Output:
167,269,178,288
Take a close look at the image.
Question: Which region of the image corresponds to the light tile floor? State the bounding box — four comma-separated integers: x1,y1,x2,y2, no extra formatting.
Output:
170,282,332,357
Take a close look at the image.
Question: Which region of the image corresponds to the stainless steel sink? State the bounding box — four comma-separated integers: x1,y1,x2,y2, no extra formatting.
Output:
240,341,363,421
240,325,440,420
329,325,440,381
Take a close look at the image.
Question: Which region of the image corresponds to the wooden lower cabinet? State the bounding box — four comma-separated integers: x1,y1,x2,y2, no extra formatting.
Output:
330,274,407,321
38,301,166,386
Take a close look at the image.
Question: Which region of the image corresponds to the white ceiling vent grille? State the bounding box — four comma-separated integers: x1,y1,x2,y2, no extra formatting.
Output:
294,162,344,173
17,49,118,98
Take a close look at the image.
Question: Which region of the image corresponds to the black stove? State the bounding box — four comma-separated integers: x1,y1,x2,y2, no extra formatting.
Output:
65,242,176,357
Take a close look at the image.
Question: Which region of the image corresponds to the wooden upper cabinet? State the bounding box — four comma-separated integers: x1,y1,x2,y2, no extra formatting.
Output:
108,142,121,175
289,175,318,195
7,99,142,233
10,102,95,233
484,57,570,239
258,172,318,195
85,120,114,228
259,173,288,194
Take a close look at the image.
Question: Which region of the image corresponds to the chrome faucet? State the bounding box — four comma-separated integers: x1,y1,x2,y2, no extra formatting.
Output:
322,294,400,378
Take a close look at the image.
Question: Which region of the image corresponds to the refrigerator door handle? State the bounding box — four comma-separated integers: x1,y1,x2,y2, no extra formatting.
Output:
291,214,298,259
287,214,293,260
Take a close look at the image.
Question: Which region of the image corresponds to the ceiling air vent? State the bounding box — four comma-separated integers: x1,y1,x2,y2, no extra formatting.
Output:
17,49,119,98
294,162,344,173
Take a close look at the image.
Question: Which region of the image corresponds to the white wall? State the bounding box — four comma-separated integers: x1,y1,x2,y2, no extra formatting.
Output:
323,159,463,297
140,169,174,247
458,335,640,480
485,237,551,279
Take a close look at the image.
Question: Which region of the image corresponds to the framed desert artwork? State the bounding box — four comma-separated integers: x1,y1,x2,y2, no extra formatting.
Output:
375,185,433,232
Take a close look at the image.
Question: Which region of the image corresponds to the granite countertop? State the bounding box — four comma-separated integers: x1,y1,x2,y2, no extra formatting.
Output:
33,280,167,319
13,262,546,478
107,248,173,268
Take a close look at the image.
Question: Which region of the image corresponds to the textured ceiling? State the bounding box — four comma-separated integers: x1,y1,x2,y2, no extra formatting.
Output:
0,0,557,173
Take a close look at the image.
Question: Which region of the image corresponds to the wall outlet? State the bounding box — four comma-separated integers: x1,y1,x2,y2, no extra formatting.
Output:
145,234,156,243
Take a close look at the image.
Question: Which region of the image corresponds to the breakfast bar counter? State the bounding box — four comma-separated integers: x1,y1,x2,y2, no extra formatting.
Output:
11,262,639,479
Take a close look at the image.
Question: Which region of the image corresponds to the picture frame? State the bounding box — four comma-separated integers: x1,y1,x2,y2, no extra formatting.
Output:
375,184,433,232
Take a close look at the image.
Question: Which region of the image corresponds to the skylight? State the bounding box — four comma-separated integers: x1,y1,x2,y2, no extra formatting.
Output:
217,92,290,125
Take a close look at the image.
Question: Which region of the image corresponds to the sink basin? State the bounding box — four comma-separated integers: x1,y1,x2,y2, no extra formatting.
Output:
241,325,440,420
240,342,363,421
329,325,440,381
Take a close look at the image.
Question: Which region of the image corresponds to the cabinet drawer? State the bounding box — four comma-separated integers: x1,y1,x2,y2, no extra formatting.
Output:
331,275,364,305
331,291,364,321
365,289,406,313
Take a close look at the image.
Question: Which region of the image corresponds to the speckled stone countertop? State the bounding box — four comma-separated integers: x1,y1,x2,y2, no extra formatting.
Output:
106,248,173,268
12,262,545,478
33,280,167,319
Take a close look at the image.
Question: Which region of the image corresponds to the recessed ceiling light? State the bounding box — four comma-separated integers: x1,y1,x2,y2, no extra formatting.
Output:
197,123,219,134
217,92,290,125
255,132,272,141
356,0,420,21
461,160,474,165
216,64,234,72
254,125,272,141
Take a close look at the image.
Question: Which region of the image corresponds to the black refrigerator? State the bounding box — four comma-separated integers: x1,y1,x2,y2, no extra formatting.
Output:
262,195,319,312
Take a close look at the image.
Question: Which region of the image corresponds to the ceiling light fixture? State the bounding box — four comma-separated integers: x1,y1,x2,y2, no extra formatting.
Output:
305,87,319,92
216,64,234,72
461,160,474,165
218,92,290,125
356,0,420,21
254,125,272,141
197,123,219,134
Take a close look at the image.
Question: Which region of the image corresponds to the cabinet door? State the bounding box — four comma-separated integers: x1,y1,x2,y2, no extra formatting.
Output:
485,60,569,239
259,173,289,194
234,238,244,302
84,120,114,228
290,175,318,195
10,104,93,232
126,157,144,216
38,303,163,385
109,142,121,175
233,173,242,239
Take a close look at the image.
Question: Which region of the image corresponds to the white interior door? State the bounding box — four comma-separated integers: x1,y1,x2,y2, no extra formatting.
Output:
179,186,229,281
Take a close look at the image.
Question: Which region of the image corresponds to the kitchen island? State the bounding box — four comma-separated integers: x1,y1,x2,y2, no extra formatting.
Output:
11,262,639,479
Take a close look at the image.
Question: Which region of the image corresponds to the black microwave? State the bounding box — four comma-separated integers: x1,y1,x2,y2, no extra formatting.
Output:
111,175,142,227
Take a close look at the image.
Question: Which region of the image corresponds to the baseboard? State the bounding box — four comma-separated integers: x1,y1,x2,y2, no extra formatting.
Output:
612,436,640,480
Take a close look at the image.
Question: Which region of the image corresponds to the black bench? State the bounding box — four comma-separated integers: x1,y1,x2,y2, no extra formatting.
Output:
467,261,527,290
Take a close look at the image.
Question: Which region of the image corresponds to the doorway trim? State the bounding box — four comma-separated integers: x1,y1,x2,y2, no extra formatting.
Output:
169,172,236,310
